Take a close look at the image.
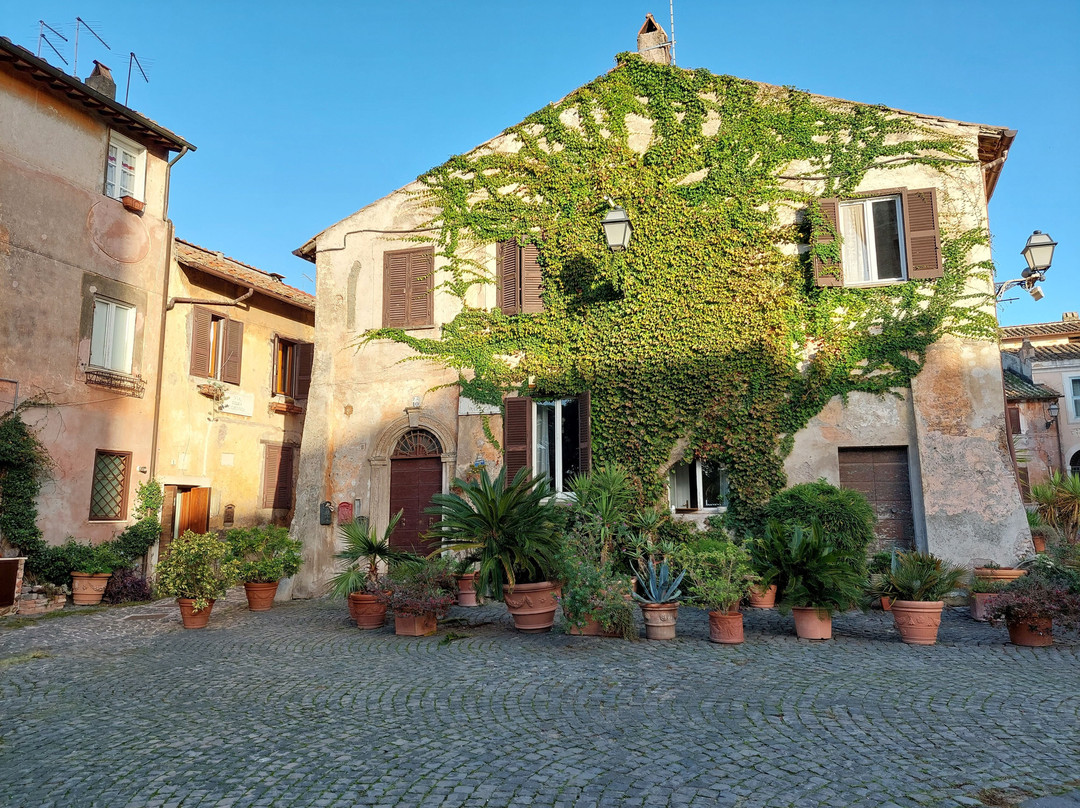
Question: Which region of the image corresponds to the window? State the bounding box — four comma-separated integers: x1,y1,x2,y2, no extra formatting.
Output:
273,338,314,398
813,188,942,287
383,246,434,328
104,132,146,202
262,444,296,510
1071,378,1080,420
503,394,591,494
89,297,136,373
497,240,544,315
1007,406,1022,435
190,307,243,384
89,450,131,521
668,459,729,511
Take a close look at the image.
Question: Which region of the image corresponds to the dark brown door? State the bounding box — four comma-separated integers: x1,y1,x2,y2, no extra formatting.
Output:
177,487,211,536
389,457,442,555
838,447,915,551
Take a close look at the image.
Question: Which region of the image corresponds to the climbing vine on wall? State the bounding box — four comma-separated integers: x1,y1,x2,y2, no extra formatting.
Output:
0,409,51,563
363,54,997,523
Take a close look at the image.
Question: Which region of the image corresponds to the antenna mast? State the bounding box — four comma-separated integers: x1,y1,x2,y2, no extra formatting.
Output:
73,18,110,79
36,21,68,65
669,0,677,66
125,52,149,106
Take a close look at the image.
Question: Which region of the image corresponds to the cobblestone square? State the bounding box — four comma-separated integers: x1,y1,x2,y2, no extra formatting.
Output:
2,596,1078,808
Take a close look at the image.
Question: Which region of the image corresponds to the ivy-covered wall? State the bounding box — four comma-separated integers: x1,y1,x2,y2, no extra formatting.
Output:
288,54,1028,594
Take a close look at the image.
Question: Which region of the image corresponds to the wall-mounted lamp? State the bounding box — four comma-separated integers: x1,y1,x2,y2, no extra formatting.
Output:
1046,400,1060,429
996,230,1058,300
602,203,632,252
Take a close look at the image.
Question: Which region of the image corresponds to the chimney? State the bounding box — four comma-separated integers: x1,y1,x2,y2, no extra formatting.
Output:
637,14,671,65
1063,312,1078,322
85,61,116,100
1019,338,1035,372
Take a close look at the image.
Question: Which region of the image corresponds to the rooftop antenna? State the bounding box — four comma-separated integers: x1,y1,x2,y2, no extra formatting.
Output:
669,0,677,66
73,17,110,79
125,52,149,106
36,21,69,65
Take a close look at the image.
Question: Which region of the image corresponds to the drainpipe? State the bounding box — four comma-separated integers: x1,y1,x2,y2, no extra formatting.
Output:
149,226,174,488
163,146,189,221
167,286,254,311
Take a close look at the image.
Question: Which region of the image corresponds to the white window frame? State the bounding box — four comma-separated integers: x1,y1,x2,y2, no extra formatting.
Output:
668,458,729,512
89,297,136,374
105,131,147,202
532,399,577,495
1068,376,1080,421
839,194,907,286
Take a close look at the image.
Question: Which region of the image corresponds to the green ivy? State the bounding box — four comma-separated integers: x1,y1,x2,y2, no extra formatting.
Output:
0,411,50,568
361,54,996,522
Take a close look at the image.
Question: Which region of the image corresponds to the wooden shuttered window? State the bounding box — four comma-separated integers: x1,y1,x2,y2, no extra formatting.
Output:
902,188,944,280
190,306,243,384
262,443,296,510
273,338,314,399
221,319,243,385
383,246,434,328
577,390,592,475
812,198,843,287
501,392,592,487
496,240,544,314
190,307,213,376
1007,406,1022,435
295,341,314,398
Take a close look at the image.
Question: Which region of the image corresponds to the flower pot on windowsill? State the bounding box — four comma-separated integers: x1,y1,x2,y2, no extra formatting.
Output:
120,195,145,214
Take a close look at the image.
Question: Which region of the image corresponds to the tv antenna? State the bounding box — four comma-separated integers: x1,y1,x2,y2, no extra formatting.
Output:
36,21,68,65
669,0,677,66
125,52,150,106
73,17,110,79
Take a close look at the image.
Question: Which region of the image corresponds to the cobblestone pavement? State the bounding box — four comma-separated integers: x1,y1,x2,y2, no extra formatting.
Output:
2,594,1078,808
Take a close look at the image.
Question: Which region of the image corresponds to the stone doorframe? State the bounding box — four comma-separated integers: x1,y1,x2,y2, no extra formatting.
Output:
369,412,456,539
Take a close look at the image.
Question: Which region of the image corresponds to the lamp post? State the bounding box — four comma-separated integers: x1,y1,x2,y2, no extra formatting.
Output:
1046,400,1060,430
996,230,1058,300
602,205,632,252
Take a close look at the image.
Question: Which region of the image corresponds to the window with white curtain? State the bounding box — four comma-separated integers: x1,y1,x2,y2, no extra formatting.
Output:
89,297,136,373
104,131,146,201
840,195,906,285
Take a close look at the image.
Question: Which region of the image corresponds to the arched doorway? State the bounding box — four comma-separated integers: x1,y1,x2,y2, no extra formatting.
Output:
389,429,443,555
1070,450,1080,478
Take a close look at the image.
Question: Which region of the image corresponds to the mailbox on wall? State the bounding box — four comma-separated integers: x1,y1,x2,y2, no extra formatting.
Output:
319,501,333,526
337,501,353,524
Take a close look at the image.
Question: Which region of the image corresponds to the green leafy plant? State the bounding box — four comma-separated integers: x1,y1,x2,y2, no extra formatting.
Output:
425,466,562,600
568,464,635,565
745,519,790,593
762,480,876,564
329,512,418,597
875,551,965,602
375,557,457,618
775,521,864,613
632,560,685,605
0,410,52,573
225,525,303,584
677,540,758,615
987,558,1080,633
154,530,239,612
64,539,123,575
1031,470,1080,542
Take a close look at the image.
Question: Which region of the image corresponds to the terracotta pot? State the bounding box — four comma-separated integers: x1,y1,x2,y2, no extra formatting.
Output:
567,616,623,637
177,598,214,629
503,581,560,633
348,592,388,630
708,610,744,644
891,600,944,645
394,611,437,637
880,596,893,612
973,568,1026,583
1007,617,1053,647
71,572,111,606
1031,535,1047,554
747,584,777,609
455,572,479,607
243,581,279,611
639,602,679,640
969,592,998,622
792,606,832,640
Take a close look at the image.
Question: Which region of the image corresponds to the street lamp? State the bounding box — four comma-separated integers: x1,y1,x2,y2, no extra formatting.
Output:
1046,400,1060,429
602,205,632,252
995,230,1057,300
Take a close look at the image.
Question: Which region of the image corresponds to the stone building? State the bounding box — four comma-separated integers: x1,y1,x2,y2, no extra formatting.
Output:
0,37,194,545
287,28,1029,596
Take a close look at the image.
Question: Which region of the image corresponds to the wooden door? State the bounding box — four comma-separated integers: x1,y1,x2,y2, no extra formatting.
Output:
389,457,442,555
838,447,915,551
177,487,211,536
159,485,178,557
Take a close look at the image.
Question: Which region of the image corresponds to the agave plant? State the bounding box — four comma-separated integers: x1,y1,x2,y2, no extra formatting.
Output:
632,559,685,604
424,466,561,601
328,511,418,597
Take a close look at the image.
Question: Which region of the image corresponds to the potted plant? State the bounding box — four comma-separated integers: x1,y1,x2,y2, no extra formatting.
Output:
447,551,482,607
225,525,303,611
558,528,635,639
866,550,896,611
69,540,122,606
876,551,966,645
154,530,240,629
774,520,864,640
744,521,787,609
376,557,457,636
967,573,1007,622
987,558,1080,647
972,560,1026,585
632,559,685,640
678,540,758,644
329,512,417,629
426,467,563,633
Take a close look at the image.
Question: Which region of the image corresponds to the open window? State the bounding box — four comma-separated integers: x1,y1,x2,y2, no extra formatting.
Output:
813,188,942,286
503,393,591,493
273,337,313,399
668,458,729,512
104,131,146,202
190,306,243,385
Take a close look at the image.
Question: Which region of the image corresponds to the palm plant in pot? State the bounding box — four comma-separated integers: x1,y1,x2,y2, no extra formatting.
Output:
744,521,787,609
425,467,563,633
154,530,240,629
677,540,758,644
225,525,303,611
876,551,965,645
375,556,457,636
774,520,864,640
987,557,1080,647
329,512,418,629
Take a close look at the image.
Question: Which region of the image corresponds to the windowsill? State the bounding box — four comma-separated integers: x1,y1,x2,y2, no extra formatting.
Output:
270,401,304,415
842,279,908,289
672,506,727,514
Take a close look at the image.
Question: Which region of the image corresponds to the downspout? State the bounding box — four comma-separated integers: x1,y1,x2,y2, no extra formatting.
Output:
166,286,254,311
163,146,189,221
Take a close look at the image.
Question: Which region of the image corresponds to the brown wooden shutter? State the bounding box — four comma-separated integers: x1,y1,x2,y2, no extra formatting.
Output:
521,243,544,313
220,318,244,385
577,390,592,475
190,307,212,377
903,188,943,279
295,341,314,399
812,198,843,287
503,396,532,486
409,247,435,327
497,240,520,315
1007,406,1022,434
262,444,294,508
383,250,410,327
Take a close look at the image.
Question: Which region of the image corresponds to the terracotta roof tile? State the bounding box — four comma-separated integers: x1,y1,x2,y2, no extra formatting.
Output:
1003,344,1080,363
175,239,314,311
1000,320,1080,341
1002,369,1060,401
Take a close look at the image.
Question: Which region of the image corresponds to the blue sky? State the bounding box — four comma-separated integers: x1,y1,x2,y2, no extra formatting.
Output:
4,0,1077,326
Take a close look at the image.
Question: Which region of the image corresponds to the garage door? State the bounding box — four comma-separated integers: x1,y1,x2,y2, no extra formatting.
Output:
838,447,915,551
